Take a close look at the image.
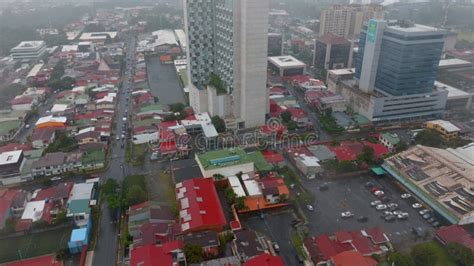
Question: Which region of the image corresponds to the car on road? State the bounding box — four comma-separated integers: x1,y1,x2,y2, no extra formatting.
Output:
116,136,120,141
306,204,314,211
341,211,354,218
370,200,381,207
50,176,62,181
272,242,280,253
376,204,387,211
357,216,368,222
121,143,124,149
401,193,412,199
412,203,423,209
319,183,329,191
427,217,436,223
370,187,380,193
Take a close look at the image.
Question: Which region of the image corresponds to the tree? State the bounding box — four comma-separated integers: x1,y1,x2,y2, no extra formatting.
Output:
396,141,408,152
388,251,414,266
102,179,119,196
211,115,226,133
235,196,246,210
415,129,445,148
357,145,375,164
446,242,474,266
104,34,113,45
225,187,236,204
208,73,226,94
280,111,292,124
126,185,147,206
411,244,437,266
183,243,204,264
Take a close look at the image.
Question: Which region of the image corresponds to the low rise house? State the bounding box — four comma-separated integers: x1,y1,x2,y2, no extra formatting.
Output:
378,132,400,153
435,225,474,252
179,230,220,257
176,178,227,233
426,119,461,141
67,182,96,227
128,201,175,238
294,154,322,179
10,96,38,111
31,152,82,177
232,229,268,262
0,150,25,178
31,127,56,149
129,241,185,266
21,200,46,223
243,254,285,266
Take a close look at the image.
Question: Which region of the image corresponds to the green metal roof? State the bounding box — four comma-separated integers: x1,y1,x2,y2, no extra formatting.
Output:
197,148,272,171
380,132,400,145
68,199,91,215
371,167,386,176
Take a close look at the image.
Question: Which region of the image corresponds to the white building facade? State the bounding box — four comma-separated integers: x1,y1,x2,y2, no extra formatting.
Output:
184,0,269,128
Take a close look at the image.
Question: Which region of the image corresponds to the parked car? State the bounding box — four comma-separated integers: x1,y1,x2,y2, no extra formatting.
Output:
427,217,436,223
50,176,62,181
412,203,423,209
401,193,412,199
370,187,380,193
419,209,430,215
273,242,280,253
306,205,314,211
374,190,385,196
388,203,398,208
423,213,432,220
397,213,409,220
382,211,393,217
357,216,368,222
384,215,396,222
370,200,381,207
376,204,387,211
432,221,440,227
341,211,354,218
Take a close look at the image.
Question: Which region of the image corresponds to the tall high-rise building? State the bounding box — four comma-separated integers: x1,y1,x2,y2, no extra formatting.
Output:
328,20,449,123
314,33,352,70
184,0,270,128
319,4,384,38
355,20,446,95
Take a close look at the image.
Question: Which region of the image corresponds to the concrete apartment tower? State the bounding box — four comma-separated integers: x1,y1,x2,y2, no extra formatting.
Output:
183,0,270,128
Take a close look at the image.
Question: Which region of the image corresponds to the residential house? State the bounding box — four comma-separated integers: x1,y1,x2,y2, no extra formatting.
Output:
378,133,400,153
288,108,311,128
232,229,268,262
243,254,285,266
426,120,461,141
435,225,474,252
329,251,377,266
129,241,185,266
67,182,96,227
10,190,31,217
128,201,175,238
176,178,227,233
31,152,82,177
179,230,220,257
75,130,101,145
10,96,38,111
260,177,290,204
31,127,56,149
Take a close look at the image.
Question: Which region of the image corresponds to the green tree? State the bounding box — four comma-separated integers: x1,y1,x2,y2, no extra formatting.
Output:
235,196,246,210
183,243,204,263
126,185,147,206
211,115,226,133
225,187,236,204
357,145,375,164
388,251,414,266
208,73,226,94
280,111,292,124
411,244,437,266
104,34,113,45
446,242,474,266
102,179,119,196
415,129,446,148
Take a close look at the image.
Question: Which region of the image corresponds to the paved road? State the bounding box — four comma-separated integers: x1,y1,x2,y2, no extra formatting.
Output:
146,57,186,105
92,34,136,266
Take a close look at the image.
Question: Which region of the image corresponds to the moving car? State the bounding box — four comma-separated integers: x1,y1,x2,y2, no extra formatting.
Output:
50,176,62,181
306,205,314,211
341,211,354,218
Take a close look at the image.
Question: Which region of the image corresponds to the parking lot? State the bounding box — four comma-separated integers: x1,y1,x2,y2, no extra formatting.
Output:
147,57,186,105
300,175,436,248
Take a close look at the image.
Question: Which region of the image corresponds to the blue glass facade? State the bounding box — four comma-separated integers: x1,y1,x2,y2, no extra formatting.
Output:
356,26,444,96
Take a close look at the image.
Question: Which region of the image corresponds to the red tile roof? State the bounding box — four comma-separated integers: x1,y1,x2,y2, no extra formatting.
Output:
331,251,377,266
10,96,35,105
243,254,285,266
436,225,474,252
364,227,389,244
315,234,353,261
261,150,285,164
287,107,307,119
0,143,32,153
32,127,56,142
160,141,177,154
319,33,350,45
176,178,227,233
0,189,18,225
130,244,173,266
230,220,242,231
4,254,63,266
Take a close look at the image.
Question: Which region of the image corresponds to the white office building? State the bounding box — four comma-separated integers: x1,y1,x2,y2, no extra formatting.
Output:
184,0,270,128
10,41,47,60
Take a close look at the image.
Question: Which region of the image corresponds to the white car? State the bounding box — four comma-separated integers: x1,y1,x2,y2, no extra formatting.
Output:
116,136,120,141
419,209,430,215
341,211,354,218
387,203,398,208
50,176,62,181
397,213,409,220
374,190,385,196
401,193,412,199
370,200,381,207
412,203,423,209
306,205,314,211
376,204,387,211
